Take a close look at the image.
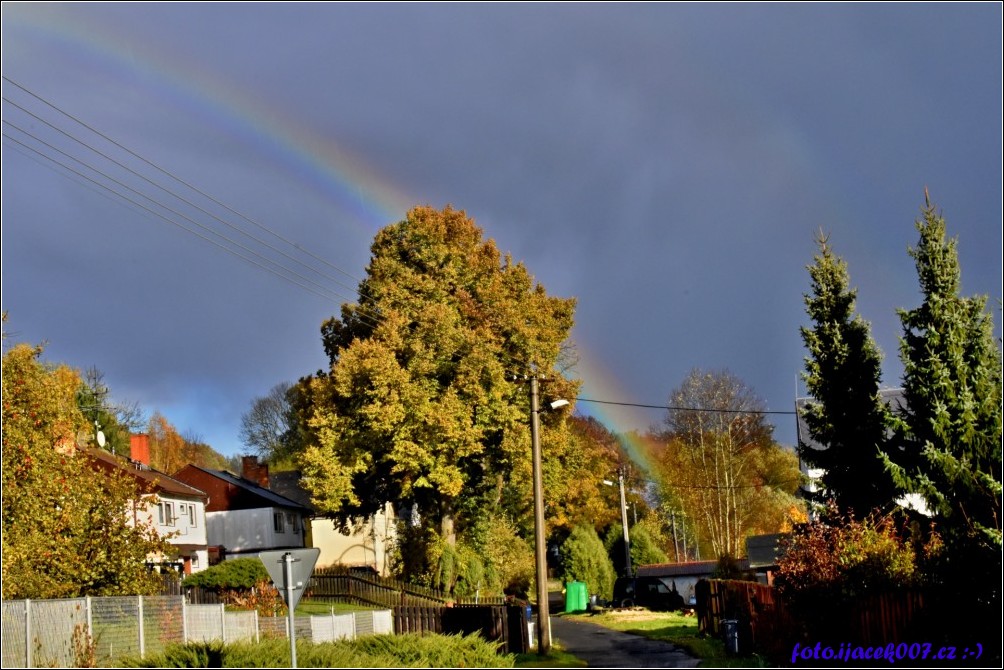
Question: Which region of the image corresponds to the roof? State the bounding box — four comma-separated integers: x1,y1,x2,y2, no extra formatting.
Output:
795,388,907,454
178,464,311,513
268,470,315,511
636,559,750,578
86,448,207,500
745,533,789,569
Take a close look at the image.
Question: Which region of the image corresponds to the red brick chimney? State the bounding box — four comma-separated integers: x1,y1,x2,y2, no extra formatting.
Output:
241,456,269,489
130,434,151,465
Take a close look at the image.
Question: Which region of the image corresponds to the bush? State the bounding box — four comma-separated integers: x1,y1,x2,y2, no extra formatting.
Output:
120,633,514,667
183,558,270,590
558,524,616,600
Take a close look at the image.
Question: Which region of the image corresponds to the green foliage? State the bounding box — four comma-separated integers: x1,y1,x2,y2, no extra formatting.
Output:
122,633,515,668
296,206,578,558
2,343,169,599
558,525,616,600
604,523,668,576
182,558,271,590
888,196,1002,552
799,230,899,517
468,514,536,597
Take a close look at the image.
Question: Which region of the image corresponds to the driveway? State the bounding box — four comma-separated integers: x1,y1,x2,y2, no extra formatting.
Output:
546,594,700,668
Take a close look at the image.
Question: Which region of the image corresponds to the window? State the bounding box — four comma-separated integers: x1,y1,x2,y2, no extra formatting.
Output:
187,504,197,527
191,554,200,570
286,512,298,532
158,502,175,526
274,511,285,533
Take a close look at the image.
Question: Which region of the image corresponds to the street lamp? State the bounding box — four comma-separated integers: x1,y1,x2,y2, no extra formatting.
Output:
602,468,632,578
528,377,567,655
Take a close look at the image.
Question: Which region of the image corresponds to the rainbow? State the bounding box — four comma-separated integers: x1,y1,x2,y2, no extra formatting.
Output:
567,341,665,481
4,5,413,237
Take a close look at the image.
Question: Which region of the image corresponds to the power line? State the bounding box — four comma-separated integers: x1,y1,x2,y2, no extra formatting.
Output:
575,397,798,415
2,82,387,330
2,128,379,315
3,76,373,299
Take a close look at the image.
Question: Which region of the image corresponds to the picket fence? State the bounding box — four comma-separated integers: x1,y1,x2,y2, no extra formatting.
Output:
0,596,392,668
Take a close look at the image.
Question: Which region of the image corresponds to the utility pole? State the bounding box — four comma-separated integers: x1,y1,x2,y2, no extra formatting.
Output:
618,468,632,578
529,376,551,655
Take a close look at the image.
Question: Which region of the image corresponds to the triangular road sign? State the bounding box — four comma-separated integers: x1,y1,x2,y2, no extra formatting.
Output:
259,548,320,611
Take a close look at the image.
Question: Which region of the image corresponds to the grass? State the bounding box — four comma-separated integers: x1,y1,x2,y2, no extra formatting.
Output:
294,599,378,616
514,644,587,668
561,609,769,668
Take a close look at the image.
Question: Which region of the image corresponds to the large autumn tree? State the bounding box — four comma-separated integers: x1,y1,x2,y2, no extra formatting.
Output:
2,343,169,599
799,230,899,518
297,206,578,549
659,369,804,559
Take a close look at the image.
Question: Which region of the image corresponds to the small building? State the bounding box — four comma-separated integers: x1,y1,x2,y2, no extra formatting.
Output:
745,533,789,586
636,559,751,605
267,467,396,576
173,458,310,560
88,434,210,574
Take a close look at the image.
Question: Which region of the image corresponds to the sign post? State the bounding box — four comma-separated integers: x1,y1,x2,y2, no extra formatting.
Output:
259,548,320,668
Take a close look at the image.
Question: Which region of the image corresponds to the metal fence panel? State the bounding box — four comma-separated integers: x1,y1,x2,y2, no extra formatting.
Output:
372,609,393,635
91,596,140,663
310,613,355,642
1,600,27,668
142,596,185,656
30,598,87,668
185,604,224,642
224,610,258,643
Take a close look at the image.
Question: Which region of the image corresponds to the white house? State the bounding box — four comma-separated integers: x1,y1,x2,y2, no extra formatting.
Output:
173,459,310,561
89,435,210,574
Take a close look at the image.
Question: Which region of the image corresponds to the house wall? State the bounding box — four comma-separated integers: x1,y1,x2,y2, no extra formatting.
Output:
133,494,209,573
206,507,305,555
311,503,396,576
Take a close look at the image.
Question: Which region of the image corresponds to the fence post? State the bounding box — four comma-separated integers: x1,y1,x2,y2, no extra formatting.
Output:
254,609,260,644
182,599,189,644
220,603,227,644
25,599,32,669
86,596,93,649
138,595,145,659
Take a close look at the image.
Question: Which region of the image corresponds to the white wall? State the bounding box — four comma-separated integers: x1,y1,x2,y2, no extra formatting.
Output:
206,507,305,554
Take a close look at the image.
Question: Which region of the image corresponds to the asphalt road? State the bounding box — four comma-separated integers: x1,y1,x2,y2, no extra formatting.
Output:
545,593,700,668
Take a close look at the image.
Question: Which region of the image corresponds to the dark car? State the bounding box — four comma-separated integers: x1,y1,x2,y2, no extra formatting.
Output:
612,576,685,610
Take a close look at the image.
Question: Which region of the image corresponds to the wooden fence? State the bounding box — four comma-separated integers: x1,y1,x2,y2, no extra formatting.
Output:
697,579,929,662
393,604,529,654
307,568,506,608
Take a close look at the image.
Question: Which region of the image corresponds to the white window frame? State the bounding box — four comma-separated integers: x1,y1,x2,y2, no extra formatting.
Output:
273,511,285,533
159,501,175,527
187,503,197,527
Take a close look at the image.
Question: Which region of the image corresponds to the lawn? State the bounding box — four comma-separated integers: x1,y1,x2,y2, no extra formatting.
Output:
561,609,768,668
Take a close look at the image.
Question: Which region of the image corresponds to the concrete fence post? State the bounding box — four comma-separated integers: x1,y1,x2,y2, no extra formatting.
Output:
25,599,32,669
86,596,93,644
138,595,145,658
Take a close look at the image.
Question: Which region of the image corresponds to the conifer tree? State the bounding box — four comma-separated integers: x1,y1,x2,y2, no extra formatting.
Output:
888,194,1002,551
799,231,899,518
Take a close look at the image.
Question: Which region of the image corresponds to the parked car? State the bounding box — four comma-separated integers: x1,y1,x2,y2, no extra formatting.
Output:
612,576,685,610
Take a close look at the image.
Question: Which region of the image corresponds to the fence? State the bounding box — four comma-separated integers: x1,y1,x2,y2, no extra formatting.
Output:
306,567,506,608
696,579,930,662
1,596,392,668
393,604,529,654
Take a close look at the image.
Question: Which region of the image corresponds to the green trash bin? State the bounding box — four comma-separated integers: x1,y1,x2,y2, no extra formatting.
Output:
565,581,588,612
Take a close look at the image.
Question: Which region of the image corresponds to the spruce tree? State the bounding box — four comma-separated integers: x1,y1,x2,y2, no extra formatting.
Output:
889,194,1002,551
799,231,898,518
